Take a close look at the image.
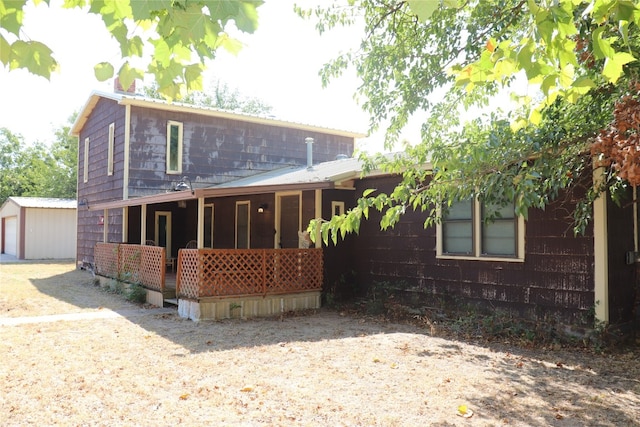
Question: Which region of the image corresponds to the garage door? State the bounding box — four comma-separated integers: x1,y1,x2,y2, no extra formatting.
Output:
4,216,17,256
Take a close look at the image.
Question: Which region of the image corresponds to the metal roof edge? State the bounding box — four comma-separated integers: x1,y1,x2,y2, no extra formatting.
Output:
117,96,367,139
70,90,124,136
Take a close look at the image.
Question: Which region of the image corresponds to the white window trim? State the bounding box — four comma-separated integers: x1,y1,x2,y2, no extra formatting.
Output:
235,201,250,249
107,122,115,176
83,137,89,183
436,200,525,263
166,120,183,174
331,201,345,217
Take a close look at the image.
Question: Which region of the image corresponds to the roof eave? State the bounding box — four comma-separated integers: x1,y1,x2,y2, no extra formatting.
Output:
88,181,334,211
118,97,367,139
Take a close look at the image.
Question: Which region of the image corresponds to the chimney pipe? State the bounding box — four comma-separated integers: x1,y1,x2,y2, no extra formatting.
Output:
305,137,314,170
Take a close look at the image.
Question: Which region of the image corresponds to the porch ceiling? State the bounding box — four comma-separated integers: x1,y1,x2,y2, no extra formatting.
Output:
88,181,334,211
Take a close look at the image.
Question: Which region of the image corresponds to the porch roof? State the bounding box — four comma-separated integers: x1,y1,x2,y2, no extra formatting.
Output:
87,180,334,211
88,156,368,211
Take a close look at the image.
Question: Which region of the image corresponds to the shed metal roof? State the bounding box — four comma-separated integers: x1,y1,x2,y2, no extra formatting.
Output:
3,197,77,209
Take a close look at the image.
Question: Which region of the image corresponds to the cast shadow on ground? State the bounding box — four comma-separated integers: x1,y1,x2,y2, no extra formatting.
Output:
23,264,640,426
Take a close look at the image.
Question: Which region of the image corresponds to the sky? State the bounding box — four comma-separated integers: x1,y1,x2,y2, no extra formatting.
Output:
0,1,399,152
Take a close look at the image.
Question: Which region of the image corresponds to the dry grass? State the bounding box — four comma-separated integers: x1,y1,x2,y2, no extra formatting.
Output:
1,261,639,426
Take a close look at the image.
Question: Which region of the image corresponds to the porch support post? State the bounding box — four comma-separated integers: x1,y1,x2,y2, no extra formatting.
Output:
103,209,108,243
197,196,204,248
314,189,322,249
593,164,609,324
140,204,147,243
122,207,128,243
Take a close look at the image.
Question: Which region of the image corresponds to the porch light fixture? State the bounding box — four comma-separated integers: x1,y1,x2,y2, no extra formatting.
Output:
258,203,268,213
174,176,194,194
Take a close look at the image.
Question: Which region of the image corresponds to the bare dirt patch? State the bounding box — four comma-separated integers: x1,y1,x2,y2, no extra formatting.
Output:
1,261,639,426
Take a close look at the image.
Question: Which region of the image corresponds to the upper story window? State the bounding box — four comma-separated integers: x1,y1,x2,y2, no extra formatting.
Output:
166,121,183,174
438,198,524,262
83,137,90,183
107,122,115,176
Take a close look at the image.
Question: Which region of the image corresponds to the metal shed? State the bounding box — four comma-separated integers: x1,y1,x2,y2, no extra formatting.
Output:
0,197,77,260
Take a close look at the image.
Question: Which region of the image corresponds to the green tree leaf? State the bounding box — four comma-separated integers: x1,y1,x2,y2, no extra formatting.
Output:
94,61,114,81
9,40,58,79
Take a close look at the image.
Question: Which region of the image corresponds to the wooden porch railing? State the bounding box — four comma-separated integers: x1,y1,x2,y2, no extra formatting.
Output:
94,243,166,292
176,248,323,300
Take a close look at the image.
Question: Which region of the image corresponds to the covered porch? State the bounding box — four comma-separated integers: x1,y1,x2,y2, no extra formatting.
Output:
87,158,362,320
93,242,323,321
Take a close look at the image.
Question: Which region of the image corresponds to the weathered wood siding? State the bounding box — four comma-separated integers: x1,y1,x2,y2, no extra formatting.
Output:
204,195,276,250
350,175,598,324
128,106,354,196
321,189,359,299
76,98,127,264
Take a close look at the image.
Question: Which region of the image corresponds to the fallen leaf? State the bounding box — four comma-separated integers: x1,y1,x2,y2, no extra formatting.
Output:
179,393,189,400
241,386,254,392
457,405,474,418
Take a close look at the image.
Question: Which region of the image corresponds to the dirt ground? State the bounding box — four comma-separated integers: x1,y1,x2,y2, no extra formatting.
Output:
1,261,639,426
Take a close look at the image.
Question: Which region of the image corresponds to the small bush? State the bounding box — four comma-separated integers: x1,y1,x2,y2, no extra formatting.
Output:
126,283,147,304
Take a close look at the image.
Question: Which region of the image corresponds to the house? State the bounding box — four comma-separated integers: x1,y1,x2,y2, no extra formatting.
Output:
0,197,77,260
215,159,637,328
72,84,637,328
349,173,637,329
70,85,362,266
70,84,364,319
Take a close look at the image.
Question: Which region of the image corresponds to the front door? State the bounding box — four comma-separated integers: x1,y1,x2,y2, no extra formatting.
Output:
155,211,172,258
277,193,301,248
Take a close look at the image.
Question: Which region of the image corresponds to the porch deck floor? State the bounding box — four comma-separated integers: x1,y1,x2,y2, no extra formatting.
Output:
163,273,178,306
165,272,176,290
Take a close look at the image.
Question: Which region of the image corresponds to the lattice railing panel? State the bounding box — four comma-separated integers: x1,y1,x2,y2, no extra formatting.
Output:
94,243,119,278
139,245,165,291
199,250,265,297
266,249,323,294
119,245,141,284
177,249,200,299
175,249,323,299
94,243,166,291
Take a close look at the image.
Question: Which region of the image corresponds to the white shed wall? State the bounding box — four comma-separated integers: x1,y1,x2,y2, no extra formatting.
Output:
24,208,77,259
1,199,22,257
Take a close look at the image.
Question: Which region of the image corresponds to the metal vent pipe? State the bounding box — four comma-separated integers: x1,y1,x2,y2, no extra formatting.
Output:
305,137,314,170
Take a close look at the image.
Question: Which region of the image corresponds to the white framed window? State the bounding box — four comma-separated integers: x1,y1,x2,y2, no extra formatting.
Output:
107,122,115,176
331,201,345,217
166,121,183,174
83,137,90,183
204,203,214,248
235,201,250,249
437,199,525,262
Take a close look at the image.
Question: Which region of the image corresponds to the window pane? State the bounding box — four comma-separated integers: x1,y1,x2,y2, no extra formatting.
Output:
481,201,516,256
442,199,473,254
482,221,515,255
443,222,473,254
446,199,472,220
168,125,179,172
204,206,213,248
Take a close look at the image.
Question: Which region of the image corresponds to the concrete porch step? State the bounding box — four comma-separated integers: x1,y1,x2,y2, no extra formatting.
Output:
164,298,178,306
